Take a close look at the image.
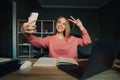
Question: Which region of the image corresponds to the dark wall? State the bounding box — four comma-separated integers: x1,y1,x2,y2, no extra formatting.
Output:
99,0,120,59
99,0,120,39
0,0,12,57
17,0,40,19
17,0,101,41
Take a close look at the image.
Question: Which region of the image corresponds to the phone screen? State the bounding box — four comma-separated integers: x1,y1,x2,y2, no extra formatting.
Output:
28,12,39,25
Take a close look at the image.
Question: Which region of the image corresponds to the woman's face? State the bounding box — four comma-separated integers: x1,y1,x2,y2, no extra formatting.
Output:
56,17,67,33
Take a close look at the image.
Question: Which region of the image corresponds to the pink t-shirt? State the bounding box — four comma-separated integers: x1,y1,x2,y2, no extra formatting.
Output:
27,29,91,59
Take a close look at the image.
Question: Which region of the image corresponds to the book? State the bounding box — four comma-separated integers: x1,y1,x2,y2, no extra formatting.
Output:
33,57,79,67
0,57,11,63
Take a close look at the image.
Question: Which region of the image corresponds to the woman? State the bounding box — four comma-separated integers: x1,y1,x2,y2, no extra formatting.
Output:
22,16,91,59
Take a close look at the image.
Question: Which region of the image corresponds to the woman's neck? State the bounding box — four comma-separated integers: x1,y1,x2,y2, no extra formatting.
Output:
55,33,65,39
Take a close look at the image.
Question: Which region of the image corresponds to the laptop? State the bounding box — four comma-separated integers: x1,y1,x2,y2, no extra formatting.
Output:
0,58,21,77
58,39,120,80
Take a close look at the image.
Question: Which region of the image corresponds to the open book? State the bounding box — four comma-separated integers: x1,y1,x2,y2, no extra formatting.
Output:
33,57,79,67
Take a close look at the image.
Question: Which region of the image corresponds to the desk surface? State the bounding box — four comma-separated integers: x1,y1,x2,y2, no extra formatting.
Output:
0,67,78,80
0,58,88,80
0,58,120,80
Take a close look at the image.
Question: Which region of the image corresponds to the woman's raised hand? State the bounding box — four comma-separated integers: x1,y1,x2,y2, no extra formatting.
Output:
68,16,85,30
21,20,37,34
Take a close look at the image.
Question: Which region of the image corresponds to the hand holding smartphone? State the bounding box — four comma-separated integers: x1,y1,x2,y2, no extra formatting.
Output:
23,12,39,33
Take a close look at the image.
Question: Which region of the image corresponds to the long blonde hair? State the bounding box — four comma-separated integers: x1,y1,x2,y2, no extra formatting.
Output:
54,16,71,39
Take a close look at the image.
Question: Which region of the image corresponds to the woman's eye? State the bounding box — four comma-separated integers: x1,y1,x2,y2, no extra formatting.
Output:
57,21,60,23
63,23,67,26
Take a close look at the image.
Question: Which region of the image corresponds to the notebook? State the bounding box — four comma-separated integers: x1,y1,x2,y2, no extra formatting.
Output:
58,39,120,80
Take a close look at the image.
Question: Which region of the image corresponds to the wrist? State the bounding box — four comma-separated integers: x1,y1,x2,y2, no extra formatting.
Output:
23,33,31,39
79,25,85,31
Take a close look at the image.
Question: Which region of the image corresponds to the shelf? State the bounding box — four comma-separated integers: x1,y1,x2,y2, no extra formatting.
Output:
17,19,55,58
18,43,30,46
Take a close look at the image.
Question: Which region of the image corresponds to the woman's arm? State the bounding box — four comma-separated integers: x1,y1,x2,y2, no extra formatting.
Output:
68,16,92,45
21,20,49,48
27,34,50,48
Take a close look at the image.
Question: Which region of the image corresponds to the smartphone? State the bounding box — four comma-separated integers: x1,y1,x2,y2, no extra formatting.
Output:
28,12,39,25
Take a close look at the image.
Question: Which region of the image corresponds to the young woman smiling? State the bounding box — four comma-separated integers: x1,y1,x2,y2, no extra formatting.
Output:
21,16,91,59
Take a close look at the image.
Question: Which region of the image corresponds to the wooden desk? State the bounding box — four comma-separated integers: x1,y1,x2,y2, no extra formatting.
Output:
0,58,120,80
0,58,88,80
0,67,78,80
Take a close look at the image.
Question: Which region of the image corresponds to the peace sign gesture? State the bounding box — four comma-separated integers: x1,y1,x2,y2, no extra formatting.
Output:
68,16,85,30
